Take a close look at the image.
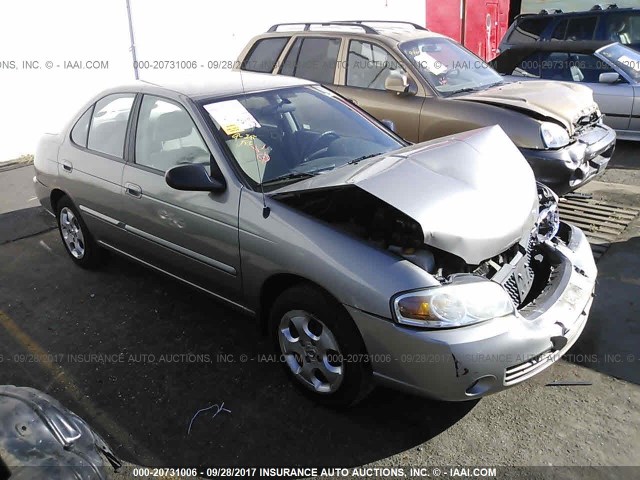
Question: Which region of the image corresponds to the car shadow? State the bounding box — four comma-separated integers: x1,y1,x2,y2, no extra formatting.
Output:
0,234,477,468
565,235,640,386
608,141,640,171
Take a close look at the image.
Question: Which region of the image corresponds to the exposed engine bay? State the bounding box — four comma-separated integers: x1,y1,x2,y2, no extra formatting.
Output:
275,183,562,309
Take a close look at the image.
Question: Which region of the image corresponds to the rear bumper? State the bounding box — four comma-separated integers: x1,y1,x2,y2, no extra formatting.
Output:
348,223,596,401
521,124,615,196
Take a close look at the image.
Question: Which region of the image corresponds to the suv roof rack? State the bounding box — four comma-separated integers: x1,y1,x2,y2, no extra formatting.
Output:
539,8,563,14
268,22,379,34
331,20,428,31
591,3,618,10
267,20,428,35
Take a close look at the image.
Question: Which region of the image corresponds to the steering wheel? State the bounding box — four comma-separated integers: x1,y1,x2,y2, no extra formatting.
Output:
304,131,340,162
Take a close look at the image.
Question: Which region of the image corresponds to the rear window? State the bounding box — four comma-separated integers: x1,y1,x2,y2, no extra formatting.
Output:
280,37,341,84
242,37,290,73
506,17,549,43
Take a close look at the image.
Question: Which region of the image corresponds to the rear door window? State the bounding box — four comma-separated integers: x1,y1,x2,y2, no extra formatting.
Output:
506,17,549,43
280,37,341,84
565,16,598,41
87,94,135,158
551,19,568,40
242,37,290,73
71,107,94,148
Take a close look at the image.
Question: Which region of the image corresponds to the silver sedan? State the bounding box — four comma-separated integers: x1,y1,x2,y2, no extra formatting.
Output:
33,72,597,406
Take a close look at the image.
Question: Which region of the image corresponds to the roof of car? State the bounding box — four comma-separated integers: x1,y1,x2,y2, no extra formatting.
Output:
515,6,637,20
492,41,617,71
264,21,445,43
114,71,315,100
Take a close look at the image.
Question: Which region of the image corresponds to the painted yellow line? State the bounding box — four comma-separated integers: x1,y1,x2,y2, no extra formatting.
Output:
0,310,160,464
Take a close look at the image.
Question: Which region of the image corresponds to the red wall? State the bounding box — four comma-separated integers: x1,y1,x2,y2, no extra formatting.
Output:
426,0,510,60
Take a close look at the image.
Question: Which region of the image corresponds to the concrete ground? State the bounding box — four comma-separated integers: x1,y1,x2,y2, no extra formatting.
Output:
0,144,639,478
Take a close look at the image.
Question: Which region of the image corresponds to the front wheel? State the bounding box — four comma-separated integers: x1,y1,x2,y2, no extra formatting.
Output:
56,196,105,269
269,284,372,407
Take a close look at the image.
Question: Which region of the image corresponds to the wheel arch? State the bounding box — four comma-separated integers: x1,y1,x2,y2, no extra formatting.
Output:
258,273,348,336
50,188,68,214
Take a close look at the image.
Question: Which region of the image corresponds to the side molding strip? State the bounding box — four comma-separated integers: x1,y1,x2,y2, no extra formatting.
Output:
97,240,253,315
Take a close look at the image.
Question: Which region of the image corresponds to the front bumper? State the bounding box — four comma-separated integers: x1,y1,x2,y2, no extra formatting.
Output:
521,124,615,196
348,223,596,401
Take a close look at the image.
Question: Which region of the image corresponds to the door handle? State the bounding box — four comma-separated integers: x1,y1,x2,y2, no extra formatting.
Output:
61,160,73,173
125,183,142,198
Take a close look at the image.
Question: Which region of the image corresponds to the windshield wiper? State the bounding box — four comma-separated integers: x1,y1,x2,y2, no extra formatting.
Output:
348,152,384,165
261,172,315,187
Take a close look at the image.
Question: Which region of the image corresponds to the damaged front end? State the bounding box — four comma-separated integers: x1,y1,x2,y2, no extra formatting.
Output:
273,126,597,400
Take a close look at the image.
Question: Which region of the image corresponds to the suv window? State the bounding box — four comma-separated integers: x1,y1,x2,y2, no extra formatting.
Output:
135,96,210,173
87,94,135,158
537,52,614,82
346,40,406,90
604,12,640,44
565,16,597,41
242,37,290,73
506,17,549,43
71,107,93,148
551,19,568,40
280,37,341,84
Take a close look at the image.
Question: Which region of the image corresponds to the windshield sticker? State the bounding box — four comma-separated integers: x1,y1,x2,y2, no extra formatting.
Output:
230,133,271,163
618,55,640,72
204,100,261,135
413,51,448,75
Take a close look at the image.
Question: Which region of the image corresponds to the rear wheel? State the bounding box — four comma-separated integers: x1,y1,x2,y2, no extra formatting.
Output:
56,196,105,269
269,284,372,407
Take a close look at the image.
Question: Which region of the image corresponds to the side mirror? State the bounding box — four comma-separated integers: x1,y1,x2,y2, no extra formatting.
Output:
599,72,621,84
381,119,396,132
385,71,414,95
165,163,226,192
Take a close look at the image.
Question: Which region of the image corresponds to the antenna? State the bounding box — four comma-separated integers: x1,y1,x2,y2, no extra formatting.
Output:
125,0,139,80
238,69,270,218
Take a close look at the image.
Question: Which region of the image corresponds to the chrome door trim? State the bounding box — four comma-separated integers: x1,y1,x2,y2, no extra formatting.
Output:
79,204,237,275
97,240,253,315
79,205,124,227
123,224,237,275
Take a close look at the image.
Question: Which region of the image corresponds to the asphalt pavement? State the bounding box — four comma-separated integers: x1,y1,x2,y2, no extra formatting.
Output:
0,145,639,478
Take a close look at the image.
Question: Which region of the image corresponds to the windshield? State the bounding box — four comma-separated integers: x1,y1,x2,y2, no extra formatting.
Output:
201,86,403,190
399,38,504,96
598,43,640,83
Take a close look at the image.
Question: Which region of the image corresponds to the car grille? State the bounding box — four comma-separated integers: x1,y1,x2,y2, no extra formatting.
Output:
574,111,601,135
504,349,554,385
501,238,536,308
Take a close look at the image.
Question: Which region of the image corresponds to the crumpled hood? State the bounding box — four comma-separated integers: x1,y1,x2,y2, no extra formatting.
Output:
458,80,599,135
273,126,539,264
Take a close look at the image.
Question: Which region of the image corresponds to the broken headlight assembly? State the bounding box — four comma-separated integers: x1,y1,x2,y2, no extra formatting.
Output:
540,122,570,148
392,280,515,328
534,182,560,244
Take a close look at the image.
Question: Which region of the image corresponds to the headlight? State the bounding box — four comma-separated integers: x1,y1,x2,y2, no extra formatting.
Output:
392,280,515,328
540,122,570,148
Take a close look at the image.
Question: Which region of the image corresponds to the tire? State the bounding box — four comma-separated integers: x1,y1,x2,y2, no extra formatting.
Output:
269,284,372,407
56,196,105,269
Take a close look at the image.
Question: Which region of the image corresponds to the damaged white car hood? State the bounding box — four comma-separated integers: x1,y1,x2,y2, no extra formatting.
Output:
273,126,539,264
